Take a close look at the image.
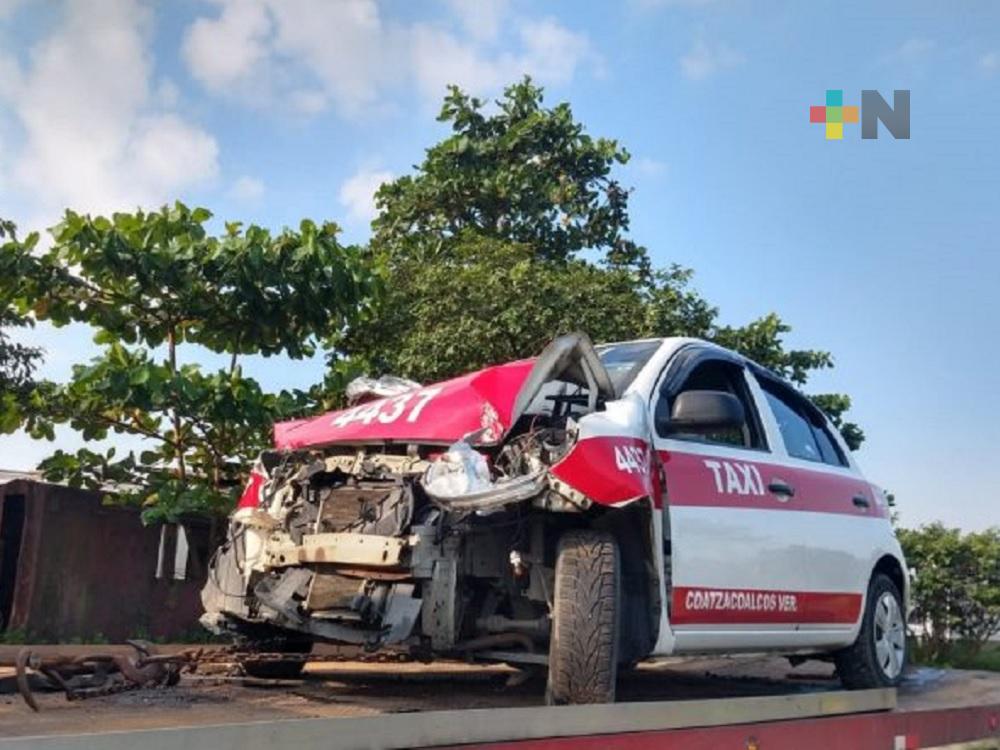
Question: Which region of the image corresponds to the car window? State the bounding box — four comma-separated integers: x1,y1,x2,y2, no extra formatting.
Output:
761,388,820,461
811,422,844,465
759,379,847,467
656,358,765,449
596,340,662,394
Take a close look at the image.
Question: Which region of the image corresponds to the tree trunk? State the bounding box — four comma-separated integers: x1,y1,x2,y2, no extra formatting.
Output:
167,327,186,482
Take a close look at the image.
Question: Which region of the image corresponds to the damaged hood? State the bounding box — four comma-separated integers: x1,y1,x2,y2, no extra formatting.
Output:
274,333,615,450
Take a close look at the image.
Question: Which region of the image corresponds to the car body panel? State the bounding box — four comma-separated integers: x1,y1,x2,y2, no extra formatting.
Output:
273,359,536,449
548,395,656,506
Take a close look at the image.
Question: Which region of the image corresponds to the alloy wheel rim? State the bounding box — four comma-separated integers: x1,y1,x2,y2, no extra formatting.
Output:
873,591,905,680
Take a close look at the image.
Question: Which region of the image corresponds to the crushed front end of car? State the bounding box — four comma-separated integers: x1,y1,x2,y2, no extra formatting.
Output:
201,334,662,684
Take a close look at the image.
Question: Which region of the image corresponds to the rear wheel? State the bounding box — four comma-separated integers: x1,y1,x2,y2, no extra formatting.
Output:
546,530,620,705
835,574,906,689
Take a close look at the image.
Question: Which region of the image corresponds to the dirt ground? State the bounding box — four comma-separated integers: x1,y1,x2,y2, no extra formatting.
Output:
2,647,999,739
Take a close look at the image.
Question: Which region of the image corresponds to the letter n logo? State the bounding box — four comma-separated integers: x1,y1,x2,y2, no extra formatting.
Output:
861,90,910,139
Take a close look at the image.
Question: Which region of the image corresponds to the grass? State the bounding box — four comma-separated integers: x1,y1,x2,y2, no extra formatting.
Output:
0,627,225,646
957,643,1000,671
0,628,29,645
911,638,1000,672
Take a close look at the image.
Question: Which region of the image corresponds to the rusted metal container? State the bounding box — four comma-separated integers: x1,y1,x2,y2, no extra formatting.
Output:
0,475,215,643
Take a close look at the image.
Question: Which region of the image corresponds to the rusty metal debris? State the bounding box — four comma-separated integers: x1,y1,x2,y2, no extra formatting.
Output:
15,641,184,711
14,641,415,712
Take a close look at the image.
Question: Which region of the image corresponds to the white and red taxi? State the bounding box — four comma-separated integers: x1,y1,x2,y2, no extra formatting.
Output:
202,334,907,704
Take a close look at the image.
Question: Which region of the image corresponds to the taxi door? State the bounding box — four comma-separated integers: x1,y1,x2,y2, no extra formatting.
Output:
651,345,862,653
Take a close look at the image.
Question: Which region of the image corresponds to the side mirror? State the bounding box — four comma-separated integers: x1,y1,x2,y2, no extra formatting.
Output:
660,390,746,435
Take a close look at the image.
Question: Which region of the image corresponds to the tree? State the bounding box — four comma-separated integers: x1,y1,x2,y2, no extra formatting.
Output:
3,203,377,520
373,79,636,265
898,523,1000,660
0,219,43,433
339,79,862,448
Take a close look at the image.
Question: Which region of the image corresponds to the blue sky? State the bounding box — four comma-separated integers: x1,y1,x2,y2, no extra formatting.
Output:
0,0,997,530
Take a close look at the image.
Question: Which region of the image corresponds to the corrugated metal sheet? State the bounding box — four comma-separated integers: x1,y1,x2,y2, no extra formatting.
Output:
0,479,216,642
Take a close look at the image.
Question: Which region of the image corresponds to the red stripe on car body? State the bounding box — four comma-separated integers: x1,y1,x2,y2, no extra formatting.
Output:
671,586,863,626
237,469,265,509
549,436,653,505
658,449,888,518
547,435,886,519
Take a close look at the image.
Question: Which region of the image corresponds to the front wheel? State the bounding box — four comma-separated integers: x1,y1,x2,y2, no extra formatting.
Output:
835,574,907,689
546,529,620,705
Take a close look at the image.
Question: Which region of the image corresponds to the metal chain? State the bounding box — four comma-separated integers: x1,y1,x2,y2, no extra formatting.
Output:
184,646,415,668
64,676,142,702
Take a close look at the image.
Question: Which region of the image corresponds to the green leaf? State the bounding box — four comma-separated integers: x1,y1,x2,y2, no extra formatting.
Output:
129,366,150,385
191,207,213,223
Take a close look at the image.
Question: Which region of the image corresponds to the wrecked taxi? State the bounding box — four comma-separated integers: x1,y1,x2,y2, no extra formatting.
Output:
202,334,908,703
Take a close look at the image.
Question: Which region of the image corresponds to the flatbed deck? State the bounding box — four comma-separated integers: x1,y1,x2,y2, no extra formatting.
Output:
2,650,999,748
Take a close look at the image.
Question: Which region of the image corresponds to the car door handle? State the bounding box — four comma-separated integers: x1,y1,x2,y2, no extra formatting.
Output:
852,495,870,509
768,480,795,497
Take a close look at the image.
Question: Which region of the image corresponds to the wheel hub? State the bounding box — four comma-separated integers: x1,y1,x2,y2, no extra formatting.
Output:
873,591,905,680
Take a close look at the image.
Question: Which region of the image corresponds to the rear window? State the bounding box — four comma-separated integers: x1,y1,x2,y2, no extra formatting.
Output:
762,388,821,462
759,378,848,467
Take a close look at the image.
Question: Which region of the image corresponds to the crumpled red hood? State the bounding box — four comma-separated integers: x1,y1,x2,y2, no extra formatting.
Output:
274,359,537,450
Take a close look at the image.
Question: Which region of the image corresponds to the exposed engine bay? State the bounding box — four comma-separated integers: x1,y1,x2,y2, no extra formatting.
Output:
201,334,661,666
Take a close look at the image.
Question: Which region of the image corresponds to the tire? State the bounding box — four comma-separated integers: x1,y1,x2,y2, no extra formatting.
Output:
241,636,313,679
835,573,907,689
546,529,621,705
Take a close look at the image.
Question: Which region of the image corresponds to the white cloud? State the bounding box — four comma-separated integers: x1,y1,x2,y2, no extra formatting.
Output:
980,51,999,73
883,37,935,64
182,0,272,92
630,157,667,177
182,0,396,116
288,88,329,115
155,78,181,108
130,115,219,194
633,0,725,7
0,0,24,20
266,0,391,116
338,167,394,224
410,17,593,103
446,0,509,42
181,1,595,116
680,38,745,80
0,50,19,101
411,16,596,103
229,175,265,201
518,19,595,84
0,0,219,223
408,24,506,99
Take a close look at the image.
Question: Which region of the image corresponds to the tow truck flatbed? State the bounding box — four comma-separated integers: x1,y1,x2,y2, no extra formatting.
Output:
2,651,998,749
